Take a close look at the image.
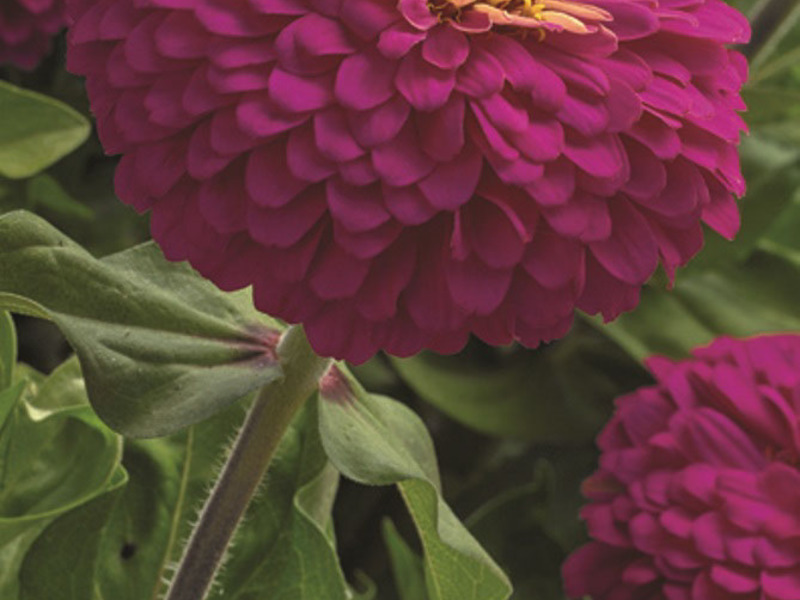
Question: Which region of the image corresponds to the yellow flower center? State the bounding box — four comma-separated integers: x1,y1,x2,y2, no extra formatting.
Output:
430,0,612,35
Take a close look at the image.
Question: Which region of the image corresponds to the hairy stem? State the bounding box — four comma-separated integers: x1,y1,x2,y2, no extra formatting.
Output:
164,325,332,600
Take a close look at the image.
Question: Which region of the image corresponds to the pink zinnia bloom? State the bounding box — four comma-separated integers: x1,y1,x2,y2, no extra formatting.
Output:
563,335,800,600
65,0,749,363
1,0,65,69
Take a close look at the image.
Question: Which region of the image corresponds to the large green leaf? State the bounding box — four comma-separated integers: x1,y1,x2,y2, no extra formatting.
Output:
0,82,90,179
318,367,512,600
0,211,283,437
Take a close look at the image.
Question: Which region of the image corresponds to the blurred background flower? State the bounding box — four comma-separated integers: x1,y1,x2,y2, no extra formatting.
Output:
0,0,65,70
564,334,800,600
65,0,749,363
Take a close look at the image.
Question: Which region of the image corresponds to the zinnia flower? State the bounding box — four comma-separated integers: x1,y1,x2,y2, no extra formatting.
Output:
65,0,749,363
1,0,65,69
563,335,800,600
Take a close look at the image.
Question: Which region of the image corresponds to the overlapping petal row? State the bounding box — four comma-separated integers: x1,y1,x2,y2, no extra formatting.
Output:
563,335,800,600
66,0,749,362
1,0,65,69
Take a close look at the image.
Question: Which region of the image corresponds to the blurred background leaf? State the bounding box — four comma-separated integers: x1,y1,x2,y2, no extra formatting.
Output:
382,519,428,600
0,81,89,180
0,312,15,389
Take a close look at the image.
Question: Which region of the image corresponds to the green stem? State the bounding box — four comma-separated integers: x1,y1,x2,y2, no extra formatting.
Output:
163,325,332,600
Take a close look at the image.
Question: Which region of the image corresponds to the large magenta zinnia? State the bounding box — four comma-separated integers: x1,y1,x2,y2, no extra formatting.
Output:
1,0,65,69
563,335,800,600
65,0,749,362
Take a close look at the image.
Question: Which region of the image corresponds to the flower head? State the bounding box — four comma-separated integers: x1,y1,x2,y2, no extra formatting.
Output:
563,335,800,600
66,0,749,362
1,0,65,69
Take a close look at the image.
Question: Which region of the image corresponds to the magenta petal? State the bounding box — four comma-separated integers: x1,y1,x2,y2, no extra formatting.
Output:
309,243,370,299
523,227,584,289
377,23,426,59
542,191,611,242
565,130,627,179
314,107,364,162
421,25,469,70
759,570,800,600
455,47,504,98
348,96,410,148
484,35,566,111
335,51,397,110
418,94,466,161
445,255,512,315
247,186,327,248
622,138,667,200
371,122,435,186
418,145,482,210
589,199,658,285
285,125,337,182
463,199,526,268
383,184,438,225
246,142,309,207
269,67,334,113
525,159,575,206
326,178,390,232
395,49,456,111
398,0,438,30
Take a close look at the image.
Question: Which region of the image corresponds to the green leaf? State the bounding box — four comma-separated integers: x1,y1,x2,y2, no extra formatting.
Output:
0,360,123,600
0,312,15,390
19,468,128,600
0,382,24,433
0,210,284,437
0,82,90,179
318,367,512,600
382,519,429,600
391,328,648,442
